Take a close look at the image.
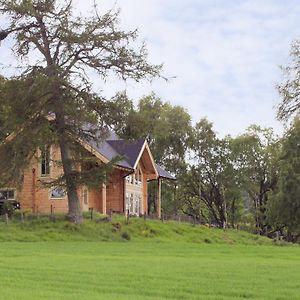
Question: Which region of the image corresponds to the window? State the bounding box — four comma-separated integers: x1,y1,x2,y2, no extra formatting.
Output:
134,171,139,185
125,193,130,212
137,169,142,185
83,188,88,205
0,189,16,200
50,187,65,199
130,193,134,214
41,145,51,176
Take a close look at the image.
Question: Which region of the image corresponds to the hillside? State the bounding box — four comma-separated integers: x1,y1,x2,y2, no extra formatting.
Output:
0,215,283,245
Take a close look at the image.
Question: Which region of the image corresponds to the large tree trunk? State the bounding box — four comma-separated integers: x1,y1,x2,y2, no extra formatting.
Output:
55,110,82,223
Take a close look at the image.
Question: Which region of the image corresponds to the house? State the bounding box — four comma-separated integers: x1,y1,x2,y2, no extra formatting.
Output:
0,131,175,217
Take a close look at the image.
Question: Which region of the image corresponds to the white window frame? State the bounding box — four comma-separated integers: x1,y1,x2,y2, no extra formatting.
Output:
49,186,66,199
0,188,16,200
40,145,51,177
83,187,89,205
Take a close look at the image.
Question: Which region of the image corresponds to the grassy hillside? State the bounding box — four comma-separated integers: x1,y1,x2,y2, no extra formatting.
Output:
0,215,278,245
0,216,299,299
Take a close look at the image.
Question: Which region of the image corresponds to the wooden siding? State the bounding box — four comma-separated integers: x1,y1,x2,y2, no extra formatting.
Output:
106,169,126,214
4,140,159,216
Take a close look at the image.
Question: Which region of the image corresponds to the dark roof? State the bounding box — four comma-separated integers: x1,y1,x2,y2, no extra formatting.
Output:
156,164,176,180
107,139,145,168
86,130,176,180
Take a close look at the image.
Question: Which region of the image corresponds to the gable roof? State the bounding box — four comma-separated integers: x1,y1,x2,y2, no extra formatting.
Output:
85,130,175,180
107,139,145,168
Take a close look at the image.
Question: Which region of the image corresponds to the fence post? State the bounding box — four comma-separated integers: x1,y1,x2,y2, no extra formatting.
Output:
50,204,55,221
90,207,94,220
21,211,24,223
5,213,9,225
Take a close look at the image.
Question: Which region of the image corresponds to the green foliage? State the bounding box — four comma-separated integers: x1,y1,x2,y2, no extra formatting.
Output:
1,201,14,217
116,93,192,175
0,215,276,245
112,93,191,214
268,118,300,240
277,40,300,120
231,125,280,234
121,231,131,240
179,118,241,227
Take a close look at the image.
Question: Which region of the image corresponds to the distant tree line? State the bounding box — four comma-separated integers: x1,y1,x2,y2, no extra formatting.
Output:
105,92,299,242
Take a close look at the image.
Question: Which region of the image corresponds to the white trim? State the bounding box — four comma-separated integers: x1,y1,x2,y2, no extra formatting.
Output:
0,188,17,200
49,186,66,199
133,140,147,170
133,141,159,177
39,145,52,178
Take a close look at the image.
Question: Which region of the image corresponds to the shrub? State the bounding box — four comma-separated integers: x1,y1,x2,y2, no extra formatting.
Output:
121,231,131,240
112,223,122,232
204,238,212,244
1,202,14,218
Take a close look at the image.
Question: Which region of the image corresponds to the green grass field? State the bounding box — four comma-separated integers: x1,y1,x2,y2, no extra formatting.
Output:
0,217,299,299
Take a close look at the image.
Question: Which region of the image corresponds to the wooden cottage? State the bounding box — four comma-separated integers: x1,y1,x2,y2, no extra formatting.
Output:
0,131,174,217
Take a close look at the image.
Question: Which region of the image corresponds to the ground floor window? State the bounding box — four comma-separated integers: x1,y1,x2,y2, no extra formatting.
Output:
0,189,16,200
50,187,66,199
83,187,88,205
125,192,143,216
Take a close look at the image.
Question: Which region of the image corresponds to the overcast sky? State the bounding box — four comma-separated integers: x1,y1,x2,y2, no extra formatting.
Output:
1,0,300,136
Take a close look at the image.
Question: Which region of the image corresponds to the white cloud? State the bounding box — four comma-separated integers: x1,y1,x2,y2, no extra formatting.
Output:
1,0,300,136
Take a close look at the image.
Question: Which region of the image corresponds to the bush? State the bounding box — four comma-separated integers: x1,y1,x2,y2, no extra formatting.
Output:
1,202,14,218
121,231,131,240
204,238,212,244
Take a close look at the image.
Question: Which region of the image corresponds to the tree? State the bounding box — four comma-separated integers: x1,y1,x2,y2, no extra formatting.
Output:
268,118,300,242
179,118,239,227
117,93,191,175
0,0,161,222
277,40,300,121
113,93,192,214
231,125,279,235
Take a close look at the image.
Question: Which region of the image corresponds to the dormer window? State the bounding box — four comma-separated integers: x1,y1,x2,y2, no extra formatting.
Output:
41,145,51,177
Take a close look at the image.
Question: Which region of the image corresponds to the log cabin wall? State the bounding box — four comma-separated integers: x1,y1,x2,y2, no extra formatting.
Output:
105,168,126,214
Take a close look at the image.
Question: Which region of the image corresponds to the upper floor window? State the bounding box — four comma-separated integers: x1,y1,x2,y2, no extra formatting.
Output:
41,145,51,176
125,169,142,186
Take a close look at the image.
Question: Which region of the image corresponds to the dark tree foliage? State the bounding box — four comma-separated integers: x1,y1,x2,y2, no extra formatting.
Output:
268,118,300,242
178,118,240,228
231,126,279,235
277,41,300,121
112,93,191,214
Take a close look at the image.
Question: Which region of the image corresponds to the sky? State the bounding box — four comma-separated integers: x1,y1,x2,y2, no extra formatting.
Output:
1,0,300,137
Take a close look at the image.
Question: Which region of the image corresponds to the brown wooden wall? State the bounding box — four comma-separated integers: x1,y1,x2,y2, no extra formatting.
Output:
106,169,126,213
6,143,157,215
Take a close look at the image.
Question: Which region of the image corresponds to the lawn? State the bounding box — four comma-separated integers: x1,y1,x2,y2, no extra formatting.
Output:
0,218,299,299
